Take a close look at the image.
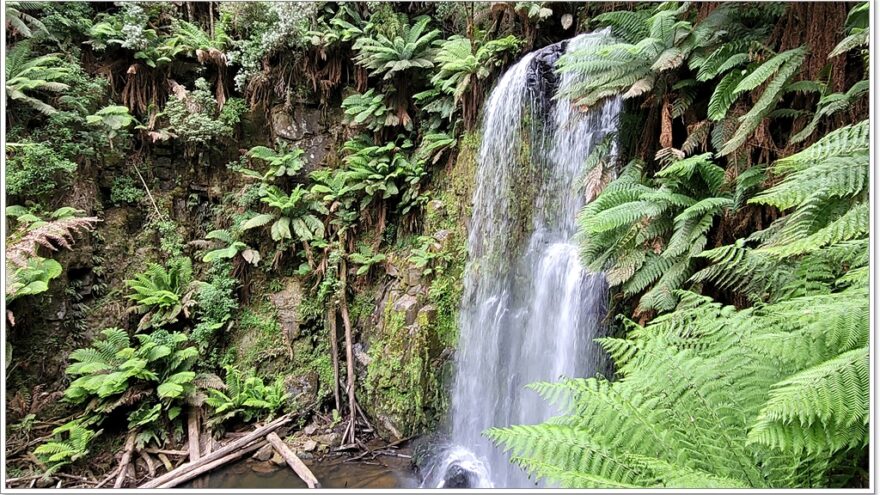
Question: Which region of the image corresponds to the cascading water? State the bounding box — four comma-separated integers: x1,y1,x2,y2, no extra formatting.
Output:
422,31,621,488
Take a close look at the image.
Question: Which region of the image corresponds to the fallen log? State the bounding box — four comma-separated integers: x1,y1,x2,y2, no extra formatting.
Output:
266,432,321,488
139,413,292,488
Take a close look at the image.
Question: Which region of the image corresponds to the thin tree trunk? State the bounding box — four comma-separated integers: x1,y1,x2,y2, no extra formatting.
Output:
327,304,342,413
208,2,214,37
114,431,137,488
187,407,201,463
339,257,357,445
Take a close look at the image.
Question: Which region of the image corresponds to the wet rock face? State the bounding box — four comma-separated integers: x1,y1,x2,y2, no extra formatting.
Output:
527,40,567,119
270,105,341,173
269,280,303,343
284,370,318,408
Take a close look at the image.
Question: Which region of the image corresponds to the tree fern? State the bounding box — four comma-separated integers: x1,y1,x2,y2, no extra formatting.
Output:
578,154,733,315
719,47,808,156
828,2,869,59
790,80,869,144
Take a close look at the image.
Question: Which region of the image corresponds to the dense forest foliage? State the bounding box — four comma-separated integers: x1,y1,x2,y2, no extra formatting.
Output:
3,1,870,489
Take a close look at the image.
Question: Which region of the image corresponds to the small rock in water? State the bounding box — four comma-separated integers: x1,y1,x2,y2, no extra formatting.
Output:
251,462,276,474
302,440,318,452
252,443,275,462
270,451,285,465
443,464,477,488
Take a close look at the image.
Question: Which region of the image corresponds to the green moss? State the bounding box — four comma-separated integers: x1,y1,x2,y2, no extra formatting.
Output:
362,295,433,435
225,278,336,407
228,302,286,373
349,290,376,326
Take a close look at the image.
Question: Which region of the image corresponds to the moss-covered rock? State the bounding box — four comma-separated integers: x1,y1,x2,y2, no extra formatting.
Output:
358,132,478,439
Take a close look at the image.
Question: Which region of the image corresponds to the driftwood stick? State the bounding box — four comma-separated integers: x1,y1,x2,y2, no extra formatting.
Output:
187,406,201,463
155,440,267,489
114,431,137,488
266,433,321,488
94,466,120,488
139,450,156,478
342,436,415,464
145,448,188,456
355,402,375,431
139,413,292,488
5,474,46,484
157,453,173,472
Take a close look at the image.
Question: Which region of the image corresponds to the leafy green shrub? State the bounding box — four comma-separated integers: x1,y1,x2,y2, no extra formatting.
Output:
110,176,144,205
342,88,400,132
126,257,197,331
192,260,239,358
44,328,202,456
202,229,261,266
5,141,76,199
409,235,450,277
154,218,184,256
244,142,305,180
86,104,135,148
204,365,288,426
64,328,195,406
33,421,98,475
340,136,427,213
225,2,317,91
163,78,243,147
241,185,327,242
349,243,387,276
7,257,62,302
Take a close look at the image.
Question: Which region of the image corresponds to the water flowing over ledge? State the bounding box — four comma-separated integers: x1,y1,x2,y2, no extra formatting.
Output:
423,31,622,488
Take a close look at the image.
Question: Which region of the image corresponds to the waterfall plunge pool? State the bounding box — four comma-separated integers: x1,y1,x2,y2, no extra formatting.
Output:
186,449,418,489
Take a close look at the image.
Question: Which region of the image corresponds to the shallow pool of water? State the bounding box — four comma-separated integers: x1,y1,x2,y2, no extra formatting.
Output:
186,454,419,489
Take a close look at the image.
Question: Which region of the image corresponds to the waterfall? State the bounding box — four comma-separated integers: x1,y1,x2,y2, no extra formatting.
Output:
422,31,621,489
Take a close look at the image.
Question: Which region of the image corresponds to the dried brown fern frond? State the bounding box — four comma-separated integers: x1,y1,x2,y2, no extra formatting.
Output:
7,216,100,267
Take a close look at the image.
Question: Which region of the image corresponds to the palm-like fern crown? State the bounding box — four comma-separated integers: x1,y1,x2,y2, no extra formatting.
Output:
5,42,71,115
352,15,440,80
555,3,826,157
431,35,521,103
576,151,733,315
692,120,869,299
6,1,49,39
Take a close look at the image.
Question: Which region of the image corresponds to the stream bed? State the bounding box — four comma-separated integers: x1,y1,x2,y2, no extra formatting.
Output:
186,454,418,489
